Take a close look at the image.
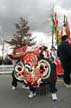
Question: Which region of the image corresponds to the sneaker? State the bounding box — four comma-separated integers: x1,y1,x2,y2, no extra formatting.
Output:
12,86,16,90
22,85,29,90
28,92,36,98
51,93,58,101
64,83,71,88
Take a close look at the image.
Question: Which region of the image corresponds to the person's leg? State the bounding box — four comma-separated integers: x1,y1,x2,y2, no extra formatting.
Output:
28,84,37,98
49,80,58,101
22,81,29,89
63,65,71,85
49,81,57,93
12,70,17,90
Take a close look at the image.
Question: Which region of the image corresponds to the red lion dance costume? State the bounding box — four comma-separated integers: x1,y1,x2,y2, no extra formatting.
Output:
9,45,61,100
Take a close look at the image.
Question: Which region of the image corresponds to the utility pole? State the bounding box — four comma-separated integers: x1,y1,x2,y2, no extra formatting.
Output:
52,27,54,48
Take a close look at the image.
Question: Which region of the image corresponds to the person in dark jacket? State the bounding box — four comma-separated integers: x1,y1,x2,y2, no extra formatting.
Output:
57,35,71,87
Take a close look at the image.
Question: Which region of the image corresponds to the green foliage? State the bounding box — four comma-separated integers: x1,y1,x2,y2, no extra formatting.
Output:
5,17,36,51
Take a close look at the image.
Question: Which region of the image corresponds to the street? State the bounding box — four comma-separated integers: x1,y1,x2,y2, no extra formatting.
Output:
0,75,71,108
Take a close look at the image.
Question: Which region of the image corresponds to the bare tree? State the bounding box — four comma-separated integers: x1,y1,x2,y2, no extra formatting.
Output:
5,17,36,51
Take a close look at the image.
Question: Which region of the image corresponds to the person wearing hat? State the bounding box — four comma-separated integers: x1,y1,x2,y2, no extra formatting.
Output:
57,34,71,88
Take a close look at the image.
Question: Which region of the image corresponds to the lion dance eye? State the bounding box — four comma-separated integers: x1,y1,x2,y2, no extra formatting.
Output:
45,66,47,68
18,67,22,71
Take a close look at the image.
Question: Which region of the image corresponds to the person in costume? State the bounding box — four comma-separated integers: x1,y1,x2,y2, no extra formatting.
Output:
28,45,58,101
8,54,29,90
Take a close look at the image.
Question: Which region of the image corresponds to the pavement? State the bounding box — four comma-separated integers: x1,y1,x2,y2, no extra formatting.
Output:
0,75,71,108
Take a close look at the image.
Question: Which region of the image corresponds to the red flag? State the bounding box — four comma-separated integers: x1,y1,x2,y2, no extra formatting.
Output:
61,15,71,44
66,18,70,40
54,13,61,46
53,13,58,26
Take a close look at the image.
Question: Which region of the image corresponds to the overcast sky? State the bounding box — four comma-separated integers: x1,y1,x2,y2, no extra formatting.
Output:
0,0,71,39
0,0,71,56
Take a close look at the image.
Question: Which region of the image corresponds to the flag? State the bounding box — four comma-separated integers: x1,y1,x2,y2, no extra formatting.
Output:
53,13,58,27
51,15,56,34
66,17,70,40
51,13,58,33
51,13,61,46
61,15,71,43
